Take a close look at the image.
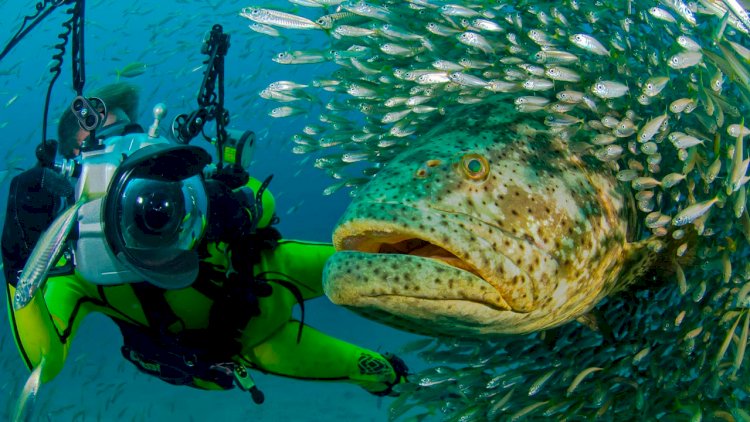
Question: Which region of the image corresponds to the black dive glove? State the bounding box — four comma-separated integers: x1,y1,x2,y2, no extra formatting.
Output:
371,353,410,397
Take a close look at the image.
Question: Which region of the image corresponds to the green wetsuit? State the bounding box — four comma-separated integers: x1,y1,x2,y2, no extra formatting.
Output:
5,179,402,395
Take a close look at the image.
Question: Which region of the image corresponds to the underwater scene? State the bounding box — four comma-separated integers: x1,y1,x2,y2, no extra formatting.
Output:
2,0,750,420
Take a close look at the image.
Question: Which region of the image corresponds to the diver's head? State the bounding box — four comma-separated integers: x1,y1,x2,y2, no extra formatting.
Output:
58,82,140,158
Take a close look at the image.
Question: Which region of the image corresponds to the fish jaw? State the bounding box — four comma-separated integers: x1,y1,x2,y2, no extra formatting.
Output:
326,200,632,335
324,251,512,336
326,202,569,335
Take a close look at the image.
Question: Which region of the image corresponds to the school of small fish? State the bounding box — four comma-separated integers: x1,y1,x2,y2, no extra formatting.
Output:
245,0,750,419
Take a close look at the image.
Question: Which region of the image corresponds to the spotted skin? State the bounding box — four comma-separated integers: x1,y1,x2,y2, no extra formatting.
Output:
323,100,656,336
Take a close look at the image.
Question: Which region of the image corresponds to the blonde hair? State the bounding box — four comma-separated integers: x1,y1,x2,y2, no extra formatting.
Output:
57,82,140,158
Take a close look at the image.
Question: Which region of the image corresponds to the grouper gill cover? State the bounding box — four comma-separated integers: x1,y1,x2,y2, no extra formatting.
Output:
249,0,750,418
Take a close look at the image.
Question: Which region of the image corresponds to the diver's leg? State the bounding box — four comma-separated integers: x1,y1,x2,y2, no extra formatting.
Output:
241,320,408,395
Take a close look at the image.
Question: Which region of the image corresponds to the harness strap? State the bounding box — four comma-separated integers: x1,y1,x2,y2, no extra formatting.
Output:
129,282,182,336
260,276,306,344
116,220,283,396
119,283,239,390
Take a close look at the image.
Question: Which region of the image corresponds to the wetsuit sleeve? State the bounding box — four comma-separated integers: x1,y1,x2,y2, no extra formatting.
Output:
5,274,93,383
239,239,406,395
259,239,335,300
243,320,401,395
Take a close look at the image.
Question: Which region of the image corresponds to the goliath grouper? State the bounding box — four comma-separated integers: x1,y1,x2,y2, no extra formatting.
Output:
248,0,750,416
322,99,659,336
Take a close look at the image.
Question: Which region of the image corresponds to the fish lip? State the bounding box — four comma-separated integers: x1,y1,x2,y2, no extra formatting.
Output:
326,250,512,313
338,228,486,279
367,288,513,314
334,201,543,310
335,210,484,276
349,291,514,335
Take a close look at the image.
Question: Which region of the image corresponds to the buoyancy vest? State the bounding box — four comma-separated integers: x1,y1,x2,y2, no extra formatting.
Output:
115,225,284,396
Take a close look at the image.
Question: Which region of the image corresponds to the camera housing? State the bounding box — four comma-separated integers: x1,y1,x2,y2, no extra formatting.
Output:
75,133,210,287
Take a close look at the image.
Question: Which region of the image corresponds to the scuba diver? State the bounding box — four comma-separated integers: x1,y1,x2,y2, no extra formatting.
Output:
0,81,409,403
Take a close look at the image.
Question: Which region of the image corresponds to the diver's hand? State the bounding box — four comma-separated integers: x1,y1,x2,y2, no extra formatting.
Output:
370,353,410,397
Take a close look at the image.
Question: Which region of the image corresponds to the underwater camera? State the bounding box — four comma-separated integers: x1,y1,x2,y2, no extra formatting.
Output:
72,103,211,289
17,22,262,290
62,101,261,289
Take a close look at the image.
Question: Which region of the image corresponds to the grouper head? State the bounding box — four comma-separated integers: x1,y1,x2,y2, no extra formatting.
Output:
323,103,654,336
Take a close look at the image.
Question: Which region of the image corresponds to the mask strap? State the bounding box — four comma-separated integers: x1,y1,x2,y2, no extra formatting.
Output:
85,118,131,148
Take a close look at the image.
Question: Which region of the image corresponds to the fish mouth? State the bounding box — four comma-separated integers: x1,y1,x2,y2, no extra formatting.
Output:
330,207,520,312
330,201,548,313
340,233,485,281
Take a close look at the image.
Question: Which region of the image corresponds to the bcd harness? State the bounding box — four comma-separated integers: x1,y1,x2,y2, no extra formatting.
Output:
112,224,305,405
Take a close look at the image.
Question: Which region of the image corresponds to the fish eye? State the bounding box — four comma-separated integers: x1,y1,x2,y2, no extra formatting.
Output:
460,153,489,181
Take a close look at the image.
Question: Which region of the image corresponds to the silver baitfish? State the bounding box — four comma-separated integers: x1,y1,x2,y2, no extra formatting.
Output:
240,7,322,30
14,197,86,310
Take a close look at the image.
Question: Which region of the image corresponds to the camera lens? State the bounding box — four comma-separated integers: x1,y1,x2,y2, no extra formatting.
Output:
134,189,181,235
73,99,83,111
85,115,97,128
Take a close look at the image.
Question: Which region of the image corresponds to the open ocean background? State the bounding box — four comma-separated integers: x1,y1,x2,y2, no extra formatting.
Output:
0,0,427,420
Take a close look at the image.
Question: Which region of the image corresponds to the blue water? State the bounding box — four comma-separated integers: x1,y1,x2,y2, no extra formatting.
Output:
0,1,424,420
